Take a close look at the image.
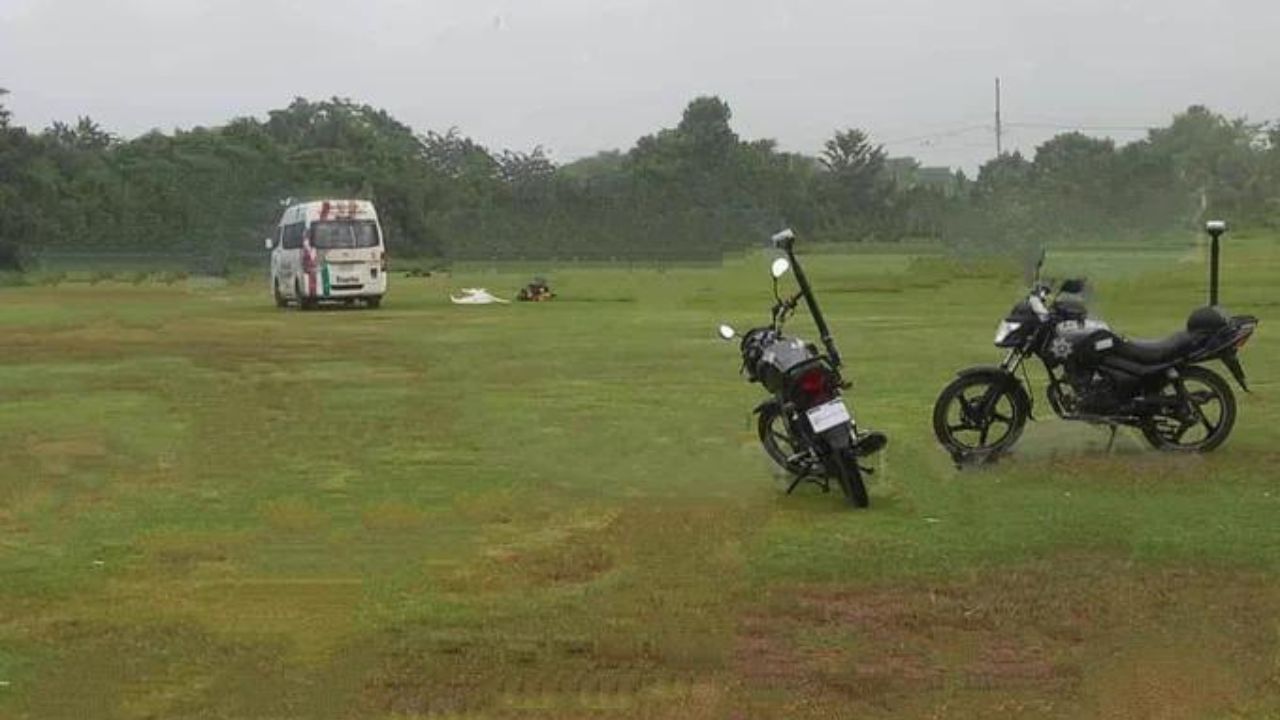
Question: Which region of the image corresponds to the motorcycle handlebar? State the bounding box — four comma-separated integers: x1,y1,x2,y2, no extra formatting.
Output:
770,291,804,328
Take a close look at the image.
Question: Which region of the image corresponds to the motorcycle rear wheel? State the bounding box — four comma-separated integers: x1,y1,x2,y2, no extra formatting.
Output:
1140,365,1236,452
758,405,867,507
829,449,869,508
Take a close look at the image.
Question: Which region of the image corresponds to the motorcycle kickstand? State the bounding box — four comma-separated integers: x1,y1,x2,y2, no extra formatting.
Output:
786,474,830,494
785,466,816,495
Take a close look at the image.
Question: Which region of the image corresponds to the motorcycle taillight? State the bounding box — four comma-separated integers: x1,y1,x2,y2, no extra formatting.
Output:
799,369,825,394
1234,324,1256,350
794,367,833,405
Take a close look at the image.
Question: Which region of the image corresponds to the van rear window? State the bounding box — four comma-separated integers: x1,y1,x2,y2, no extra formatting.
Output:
312,220,380,249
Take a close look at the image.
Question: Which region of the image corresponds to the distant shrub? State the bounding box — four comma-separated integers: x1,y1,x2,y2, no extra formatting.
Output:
158,270,189,285
88,270,115,285
36,271,68,286
196,255,231,278
0,242,24,272
126,270,152,285
0,271,30,287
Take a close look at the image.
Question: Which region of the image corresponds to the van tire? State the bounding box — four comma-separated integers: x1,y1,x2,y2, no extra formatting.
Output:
273,279,288,308
366,296,382,309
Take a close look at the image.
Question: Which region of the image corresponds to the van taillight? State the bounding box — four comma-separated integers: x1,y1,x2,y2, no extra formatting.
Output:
380,252,388,272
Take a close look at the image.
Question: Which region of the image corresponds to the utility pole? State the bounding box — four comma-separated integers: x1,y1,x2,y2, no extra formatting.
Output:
995,77,1003,156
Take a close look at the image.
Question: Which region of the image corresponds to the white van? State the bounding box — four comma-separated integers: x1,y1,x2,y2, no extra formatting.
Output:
265,199,388,309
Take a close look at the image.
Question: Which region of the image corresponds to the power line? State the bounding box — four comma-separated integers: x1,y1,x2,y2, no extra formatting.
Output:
867,114,1158,162
878,124,990,147
1005,122,1157,132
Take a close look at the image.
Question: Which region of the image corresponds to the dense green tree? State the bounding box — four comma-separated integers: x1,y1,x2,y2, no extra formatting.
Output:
820,129,885,177
0,92,1277,268
816,128,893,238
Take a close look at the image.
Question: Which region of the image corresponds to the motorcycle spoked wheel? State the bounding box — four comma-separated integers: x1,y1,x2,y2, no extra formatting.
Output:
1140,366,1237,452
933,375,1028,463
757,405,821,477
757,405,869,507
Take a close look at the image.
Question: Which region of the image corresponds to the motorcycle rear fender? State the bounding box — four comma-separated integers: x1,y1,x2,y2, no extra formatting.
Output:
956,365,1034,420
822,423,853,450
1219,350,1250,392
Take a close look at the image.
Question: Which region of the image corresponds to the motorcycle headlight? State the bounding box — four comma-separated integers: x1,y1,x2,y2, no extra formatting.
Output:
994,320,1022,345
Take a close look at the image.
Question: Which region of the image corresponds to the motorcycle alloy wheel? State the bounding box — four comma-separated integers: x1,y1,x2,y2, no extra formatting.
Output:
933,374,1028,463
1140,365,1236,452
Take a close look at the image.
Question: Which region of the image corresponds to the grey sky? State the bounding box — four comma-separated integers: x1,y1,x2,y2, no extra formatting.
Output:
2,0,1277,172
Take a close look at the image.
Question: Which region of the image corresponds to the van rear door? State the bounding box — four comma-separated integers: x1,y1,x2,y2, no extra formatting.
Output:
311,220,382,289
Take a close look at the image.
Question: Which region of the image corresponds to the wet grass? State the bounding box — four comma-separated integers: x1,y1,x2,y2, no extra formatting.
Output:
1,234,1278,718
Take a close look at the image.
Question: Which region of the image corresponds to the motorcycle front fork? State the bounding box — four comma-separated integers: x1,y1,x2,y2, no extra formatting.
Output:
1000,348,1025,373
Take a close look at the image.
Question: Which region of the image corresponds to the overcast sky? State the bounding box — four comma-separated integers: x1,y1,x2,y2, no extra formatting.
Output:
2,0,1277,172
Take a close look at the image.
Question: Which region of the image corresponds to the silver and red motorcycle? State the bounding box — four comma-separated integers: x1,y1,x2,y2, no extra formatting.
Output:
933,221,1259,464
718,229,887,507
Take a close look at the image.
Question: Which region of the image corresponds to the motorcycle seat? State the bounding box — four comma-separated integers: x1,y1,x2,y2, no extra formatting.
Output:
1111,331,1202,365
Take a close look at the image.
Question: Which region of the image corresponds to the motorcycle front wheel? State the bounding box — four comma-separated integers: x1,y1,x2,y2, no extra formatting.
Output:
1140,365,1236,452
933,374,1028,463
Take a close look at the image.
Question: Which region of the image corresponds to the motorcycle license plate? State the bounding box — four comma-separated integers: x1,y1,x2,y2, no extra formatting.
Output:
806,400,852,433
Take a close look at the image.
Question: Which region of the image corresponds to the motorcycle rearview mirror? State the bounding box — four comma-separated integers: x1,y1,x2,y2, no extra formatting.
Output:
770,258,791,280
717,324,737,341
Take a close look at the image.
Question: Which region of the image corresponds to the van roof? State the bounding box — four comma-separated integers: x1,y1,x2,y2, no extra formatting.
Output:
281,199,378,223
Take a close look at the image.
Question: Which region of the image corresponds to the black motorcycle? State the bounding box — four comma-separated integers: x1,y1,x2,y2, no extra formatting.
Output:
933,221,1259,464
718,229,887,507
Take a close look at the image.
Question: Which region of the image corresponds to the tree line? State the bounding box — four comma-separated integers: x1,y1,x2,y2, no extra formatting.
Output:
1,88,1277,270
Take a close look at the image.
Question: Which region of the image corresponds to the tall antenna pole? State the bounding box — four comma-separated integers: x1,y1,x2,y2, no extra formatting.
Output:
995,77,1003,156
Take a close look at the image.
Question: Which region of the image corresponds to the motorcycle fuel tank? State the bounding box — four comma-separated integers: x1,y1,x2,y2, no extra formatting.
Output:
1050,319,1116,365
756,337,818,393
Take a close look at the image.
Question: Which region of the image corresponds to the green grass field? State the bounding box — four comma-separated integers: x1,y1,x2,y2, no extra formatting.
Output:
2,234,1279,718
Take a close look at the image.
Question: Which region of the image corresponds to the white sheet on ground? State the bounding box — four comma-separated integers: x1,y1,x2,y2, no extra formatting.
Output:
449,288,510,304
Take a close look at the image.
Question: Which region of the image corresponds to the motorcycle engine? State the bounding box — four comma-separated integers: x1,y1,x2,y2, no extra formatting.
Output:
1050,319,1122,415
1065,367,1120,414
